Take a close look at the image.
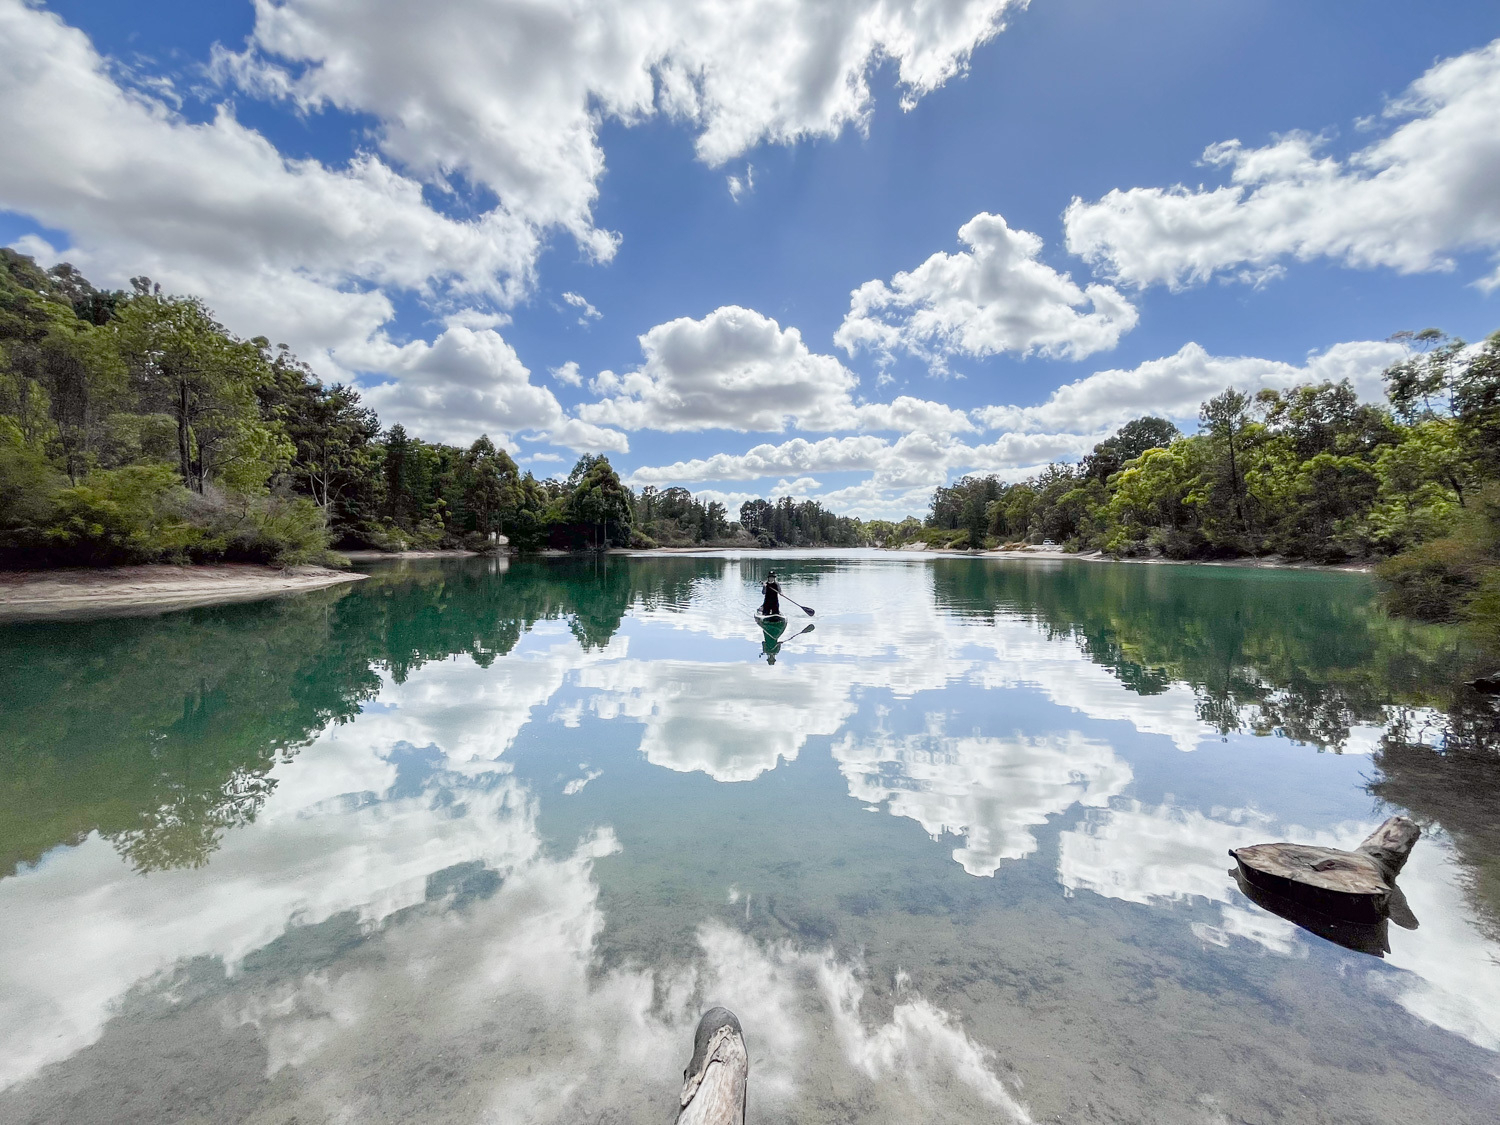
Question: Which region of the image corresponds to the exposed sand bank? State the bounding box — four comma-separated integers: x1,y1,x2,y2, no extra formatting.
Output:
340,549,478,560
618,543,1375,572
0,564,367,623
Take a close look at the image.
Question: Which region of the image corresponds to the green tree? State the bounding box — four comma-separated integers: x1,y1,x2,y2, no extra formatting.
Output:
1199,387,1254,541
1083,415,1181,481
261,348,380,514
114,291,289,494
458,435,522,540
566,455,633,549
960,489,989,549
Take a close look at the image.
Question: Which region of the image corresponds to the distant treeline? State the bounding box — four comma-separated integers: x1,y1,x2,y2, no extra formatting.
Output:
0,250,857,565
917,333,1500,634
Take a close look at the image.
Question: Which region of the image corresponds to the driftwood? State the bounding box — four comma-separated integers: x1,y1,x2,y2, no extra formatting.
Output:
1230,815,1421,927
676,1007,749,1125
1230,866,1417,956
1467,669,1500,693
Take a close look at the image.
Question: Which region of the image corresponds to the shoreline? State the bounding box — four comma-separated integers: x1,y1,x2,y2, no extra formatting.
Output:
341,549,479,560
618,544,1375,573
975,546,1375,573
0,546,1375,624
0,564,367,623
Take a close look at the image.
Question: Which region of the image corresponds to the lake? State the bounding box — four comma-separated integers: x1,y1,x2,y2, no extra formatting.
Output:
2,552,1498,1124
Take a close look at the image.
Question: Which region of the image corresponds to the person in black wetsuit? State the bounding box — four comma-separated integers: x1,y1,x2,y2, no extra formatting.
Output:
759,570,782,617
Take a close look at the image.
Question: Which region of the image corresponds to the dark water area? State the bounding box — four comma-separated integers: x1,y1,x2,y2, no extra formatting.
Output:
2,552,1498,1123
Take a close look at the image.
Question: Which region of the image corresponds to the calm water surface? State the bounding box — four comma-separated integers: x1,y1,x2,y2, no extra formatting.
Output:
2,553,1499,1124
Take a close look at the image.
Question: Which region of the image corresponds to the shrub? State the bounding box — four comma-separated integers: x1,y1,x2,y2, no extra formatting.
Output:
1378,485,1500,622
1378,538,1482,621
1468,569,1500,646
0,428,65,560
46,464,200,565
236,494,335,566
174,488,335,566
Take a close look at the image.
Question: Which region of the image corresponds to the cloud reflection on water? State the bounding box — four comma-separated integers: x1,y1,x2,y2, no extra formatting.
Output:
0,690,1036,1121
0,730,539,1091
835,728,1131,876
1058,801,1500,1053
575,658,857,781
2,555,1497,1120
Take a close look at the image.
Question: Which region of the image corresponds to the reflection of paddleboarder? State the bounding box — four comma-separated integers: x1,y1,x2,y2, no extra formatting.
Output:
758,617,813,665
759,614,788,663
759,570,782,618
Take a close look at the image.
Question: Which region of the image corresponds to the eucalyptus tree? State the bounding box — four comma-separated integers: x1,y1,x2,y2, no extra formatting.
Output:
261,347,381,515
113,290,289,493
566,454,633,549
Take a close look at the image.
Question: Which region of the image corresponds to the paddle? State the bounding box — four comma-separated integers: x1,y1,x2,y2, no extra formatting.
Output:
778,590,815,617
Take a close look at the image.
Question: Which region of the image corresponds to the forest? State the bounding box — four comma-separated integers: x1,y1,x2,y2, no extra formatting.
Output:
2,247,1497,632
0,250,853,564
919,331,1500,635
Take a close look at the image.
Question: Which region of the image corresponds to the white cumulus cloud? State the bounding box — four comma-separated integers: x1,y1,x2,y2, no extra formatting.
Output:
622,332,1407,519
582,306,983,435
836,212,1138,368
354,324,628,452
0,0,1032,456
222,0,1029,265
0,0,610,452
625,427,1101,520
582,305,860,432
0,0,535,374
562,291,601,323
973,339,1408,435
1064,38,1500,289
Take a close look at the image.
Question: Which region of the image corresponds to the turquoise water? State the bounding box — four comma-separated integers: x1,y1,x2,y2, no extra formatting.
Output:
1,553,1498,1123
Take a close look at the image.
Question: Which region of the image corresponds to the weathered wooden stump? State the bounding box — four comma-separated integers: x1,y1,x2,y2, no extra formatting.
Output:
1230,815,1421,924
676,1007,748,1125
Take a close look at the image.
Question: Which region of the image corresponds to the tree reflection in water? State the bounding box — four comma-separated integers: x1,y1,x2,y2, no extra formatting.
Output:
4,553,1496,905
1373,692,1500,938
0,557,712,875
929,558,1470,751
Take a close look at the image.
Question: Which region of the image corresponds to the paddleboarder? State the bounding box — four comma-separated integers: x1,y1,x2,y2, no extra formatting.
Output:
759,570,782,618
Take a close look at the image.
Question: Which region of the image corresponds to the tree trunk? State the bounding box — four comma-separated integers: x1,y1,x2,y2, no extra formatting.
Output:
676,1008,748,1125
177,379,192,489
1227,431,1245,531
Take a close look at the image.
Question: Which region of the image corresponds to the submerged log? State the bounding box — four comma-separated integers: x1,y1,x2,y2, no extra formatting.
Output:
1230,815,1421,923
676,1007,749,1125
1466,669,1500,693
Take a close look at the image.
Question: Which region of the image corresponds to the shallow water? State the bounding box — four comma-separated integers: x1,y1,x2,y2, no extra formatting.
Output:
2,552,1498,1124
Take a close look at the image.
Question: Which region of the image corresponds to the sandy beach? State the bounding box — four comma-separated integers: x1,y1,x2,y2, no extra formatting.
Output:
340,550,479,560
976,546,1376,572
0,564,367,623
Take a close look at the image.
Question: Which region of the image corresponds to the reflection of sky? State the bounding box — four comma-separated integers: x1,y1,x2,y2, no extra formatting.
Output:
0,731,539,1089
1059,801,1500,1052
2,556,1498,1120
835,725,1131,876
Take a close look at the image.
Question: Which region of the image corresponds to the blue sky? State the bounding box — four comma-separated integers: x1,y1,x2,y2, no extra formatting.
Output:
3,0,1499,516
